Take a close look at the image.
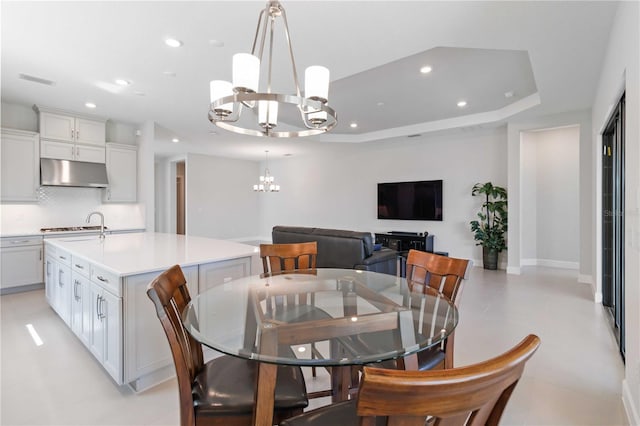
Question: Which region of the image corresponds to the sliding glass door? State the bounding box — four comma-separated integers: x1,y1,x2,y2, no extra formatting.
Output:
602,93,625,361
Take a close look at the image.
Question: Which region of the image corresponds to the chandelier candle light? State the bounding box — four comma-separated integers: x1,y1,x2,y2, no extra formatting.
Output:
254,150,280,192
209,1,337,137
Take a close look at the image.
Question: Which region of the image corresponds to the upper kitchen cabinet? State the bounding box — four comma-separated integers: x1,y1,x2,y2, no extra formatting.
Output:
34,105,106,163
103,143,137,203
0,128,40,202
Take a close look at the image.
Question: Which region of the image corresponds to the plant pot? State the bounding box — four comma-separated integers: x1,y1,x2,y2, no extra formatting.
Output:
482,247,499,270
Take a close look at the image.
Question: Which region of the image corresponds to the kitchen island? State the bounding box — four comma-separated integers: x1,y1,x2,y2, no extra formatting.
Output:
44,232,258,391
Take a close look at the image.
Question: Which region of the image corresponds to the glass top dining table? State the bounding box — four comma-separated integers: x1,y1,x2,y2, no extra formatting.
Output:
182,268,458,426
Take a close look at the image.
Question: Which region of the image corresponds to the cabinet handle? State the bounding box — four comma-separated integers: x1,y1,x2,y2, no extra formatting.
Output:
72,129,75,138
58,269,64,287
75,264,84,269
73,280,78,300
100,298,106,320
59,255,67,260
40,250,42,261
46,261,51,276
96,295,102,319
96,275,109,283
10,240,30,244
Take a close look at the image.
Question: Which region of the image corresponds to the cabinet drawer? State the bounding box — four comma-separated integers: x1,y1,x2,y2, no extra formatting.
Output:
90,264,120,296
72,256,90,277
55,249,72,266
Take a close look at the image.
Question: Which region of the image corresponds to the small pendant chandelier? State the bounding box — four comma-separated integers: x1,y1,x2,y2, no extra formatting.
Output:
209,1,337,138
253,150,280,192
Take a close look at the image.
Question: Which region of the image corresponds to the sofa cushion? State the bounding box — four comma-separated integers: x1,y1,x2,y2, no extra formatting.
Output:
311,228,374,257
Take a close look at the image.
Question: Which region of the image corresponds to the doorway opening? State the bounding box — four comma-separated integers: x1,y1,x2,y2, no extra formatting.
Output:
176,161,185,235
602,93,625,361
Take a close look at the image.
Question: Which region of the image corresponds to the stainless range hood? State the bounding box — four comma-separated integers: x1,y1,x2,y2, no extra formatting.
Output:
40,158,109,188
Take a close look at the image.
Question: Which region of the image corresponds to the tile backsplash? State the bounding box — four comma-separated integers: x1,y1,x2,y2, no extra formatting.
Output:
1,186,145,235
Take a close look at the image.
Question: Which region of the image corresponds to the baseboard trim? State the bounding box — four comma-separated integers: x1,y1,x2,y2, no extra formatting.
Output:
0,283,44,295
538,259,579,269
517,258,579,270
622,379,640,426
506,266,521,275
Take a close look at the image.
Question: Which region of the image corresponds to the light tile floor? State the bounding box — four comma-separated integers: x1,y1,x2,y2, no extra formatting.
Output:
0,266,628,425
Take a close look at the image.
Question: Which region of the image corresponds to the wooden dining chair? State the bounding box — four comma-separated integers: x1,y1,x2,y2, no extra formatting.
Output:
405,249,471,370
147,264,308,426
280,334,541,426
260,242,330,385
260,242,318,274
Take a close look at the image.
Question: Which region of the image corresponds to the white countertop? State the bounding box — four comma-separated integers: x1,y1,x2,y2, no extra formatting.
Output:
45,232,259,277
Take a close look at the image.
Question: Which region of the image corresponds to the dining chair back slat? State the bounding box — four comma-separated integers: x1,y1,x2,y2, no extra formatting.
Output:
260,242,318,275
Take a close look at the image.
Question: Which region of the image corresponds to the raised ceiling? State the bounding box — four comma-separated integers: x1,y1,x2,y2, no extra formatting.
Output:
0,1,619,159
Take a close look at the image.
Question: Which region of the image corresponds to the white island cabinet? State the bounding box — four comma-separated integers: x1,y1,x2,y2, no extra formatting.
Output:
44,232,257,391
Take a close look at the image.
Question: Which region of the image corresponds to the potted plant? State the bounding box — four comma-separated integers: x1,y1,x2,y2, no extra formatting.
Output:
469,182,508,270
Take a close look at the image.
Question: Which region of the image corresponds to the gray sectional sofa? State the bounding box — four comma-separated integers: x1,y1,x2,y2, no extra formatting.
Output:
271,226,397,275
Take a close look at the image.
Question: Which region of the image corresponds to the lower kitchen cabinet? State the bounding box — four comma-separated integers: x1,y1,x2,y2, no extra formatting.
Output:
44,237,255,390
45,245,123,384
71,272,91,345
53,263,72,326
89,281,122,383
0,236,43,293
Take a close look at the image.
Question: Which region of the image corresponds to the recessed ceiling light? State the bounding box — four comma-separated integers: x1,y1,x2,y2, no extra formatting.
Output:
504,91,514,98
420,66,432,74
349,122,358,128
209,39,225,47
115,79,130,86
85,102,96,109
376,102,385,107
165,38,183,48
172,138,179,143
457,100,467,108
163,71,177,77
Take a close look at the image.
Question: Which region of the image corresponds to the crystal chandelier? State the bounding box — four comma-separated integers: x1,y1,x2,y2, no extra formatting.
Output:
209,1,337,138
253,151,280,192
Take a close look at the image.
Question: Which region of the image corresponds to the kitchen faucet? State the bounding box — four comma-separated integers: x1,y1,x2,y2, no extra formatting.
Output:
86,211,106,239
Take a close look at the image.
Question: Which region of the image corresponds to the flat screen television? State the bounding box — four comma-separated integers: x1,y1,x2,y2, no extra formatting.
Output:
377,180,443,221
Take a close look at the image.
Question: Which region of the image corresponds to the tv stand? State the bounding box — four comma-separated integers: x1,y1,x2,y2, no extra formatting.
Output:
375,232,434,253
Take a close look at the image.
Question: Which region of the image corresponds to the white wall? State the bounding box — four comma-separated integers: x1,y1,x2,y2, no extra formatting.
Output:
521,126,580,267
260,126,508,263
591,1,640,423
185,153,261,240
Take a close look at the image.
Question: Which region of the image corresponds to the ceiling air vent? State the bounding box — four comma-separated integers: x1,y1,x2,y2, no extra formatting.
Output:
18,74,56,86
